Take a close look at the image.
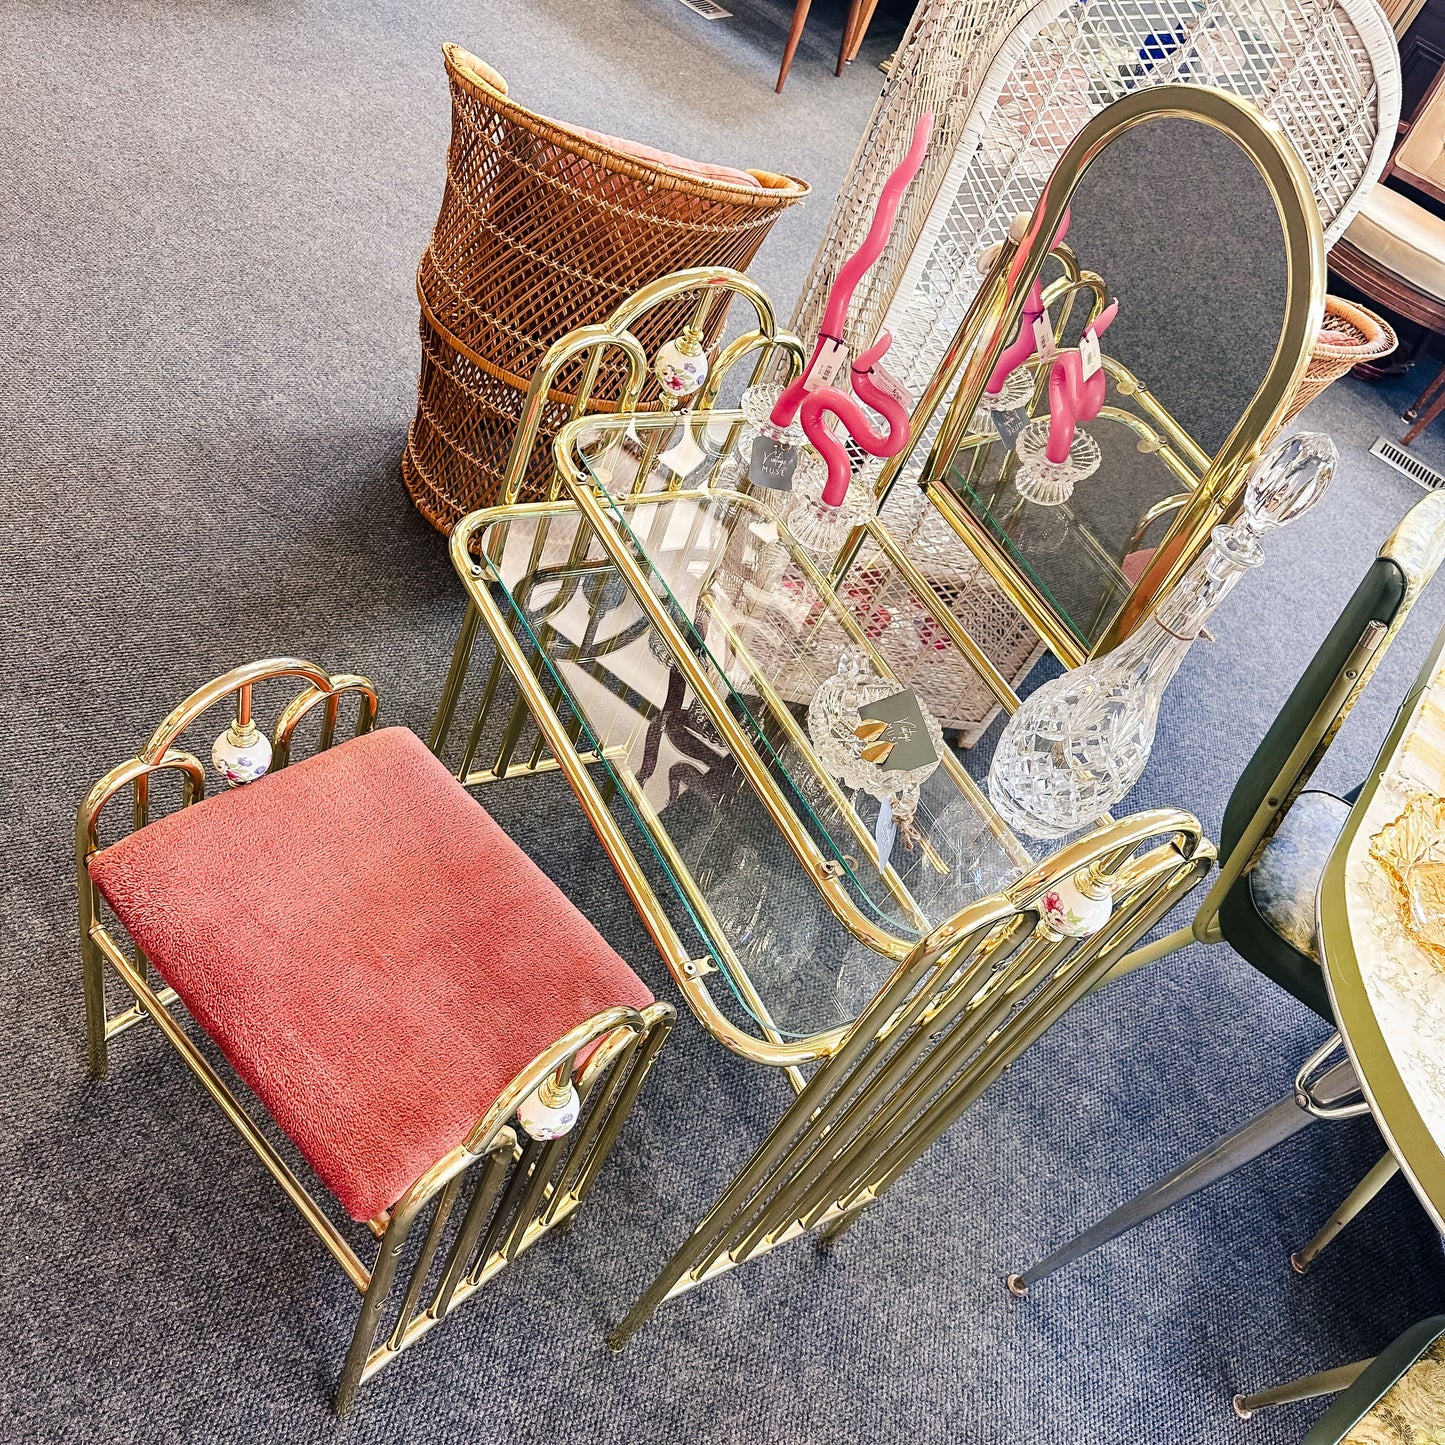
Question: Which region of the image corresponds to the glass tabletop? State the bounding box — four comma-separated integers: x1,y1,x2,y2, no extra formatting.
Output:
466,413,1037,1044
942,365,1206,653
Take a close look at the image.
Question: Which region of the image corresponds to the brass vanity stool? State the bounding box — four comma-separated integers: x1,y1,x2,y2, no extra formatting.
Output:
74,659,674,1414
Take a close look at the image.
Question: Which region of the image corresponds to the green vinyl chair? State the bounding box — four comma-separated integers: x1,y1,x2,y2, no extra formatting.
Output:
1009,489,1445,1297
1233,1315,1445,1439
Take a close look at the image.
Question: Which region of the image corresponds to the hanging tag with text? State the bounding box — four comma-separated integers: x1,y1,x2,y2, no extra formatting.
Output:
748,435,799,490
1079,329,1102,381
803,338,849,393
869,361,914,411
992,407,1026,449
1032,305,1057,361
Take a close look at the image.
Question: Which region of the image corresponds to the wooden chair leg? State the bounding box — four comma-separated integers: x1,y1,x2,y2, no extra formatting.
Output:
845,0,884,63
837,0,865,74
1403,358,1445,445
777,0,813,92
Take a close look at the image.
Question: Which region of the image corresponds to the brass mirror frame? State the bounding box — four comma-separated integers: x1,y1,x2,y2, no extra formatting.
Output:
873,84,1325,665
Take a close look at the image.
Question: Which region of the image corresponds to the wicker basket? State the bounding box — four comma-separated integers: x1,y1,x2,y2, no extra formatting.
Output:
404,47,808,529
1279,296,1398,428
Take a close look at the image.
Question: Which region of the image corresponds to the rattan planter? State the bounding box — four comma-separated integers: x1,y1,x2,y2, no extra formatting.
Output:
1278,295,1397,429
404,46,808,529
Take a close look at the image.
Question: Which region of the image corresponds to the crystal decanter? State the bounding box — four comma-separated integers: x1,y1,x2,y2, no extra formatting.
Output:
987,431,1338,839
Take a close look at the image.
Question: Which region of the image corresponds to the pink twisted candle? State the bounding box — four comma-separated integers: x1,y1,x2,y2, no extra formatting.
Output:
1043,300,1119,464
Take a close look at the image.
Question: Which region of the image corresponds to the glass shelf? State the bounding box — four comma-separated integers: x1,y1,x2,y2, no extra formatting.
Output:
463,411,1035,1043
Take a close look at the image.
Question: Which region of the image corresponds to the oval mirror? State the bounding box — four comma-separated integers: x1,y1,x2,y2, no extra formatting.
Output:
895,84,1324,665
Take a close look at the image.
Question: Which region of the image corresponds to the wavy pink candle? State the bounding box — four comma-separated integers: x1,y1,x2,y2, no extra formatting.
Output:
769,113,933,433
1044,300,1118,464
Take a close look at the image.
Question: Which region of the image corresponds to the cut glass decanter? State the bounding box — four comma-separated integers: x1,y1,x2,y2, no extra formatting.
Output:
987,432,1338,839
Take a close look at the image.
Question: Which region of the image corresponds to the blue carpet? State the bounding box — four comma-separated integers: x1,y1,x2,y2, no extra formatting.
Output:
4,2,1445,1441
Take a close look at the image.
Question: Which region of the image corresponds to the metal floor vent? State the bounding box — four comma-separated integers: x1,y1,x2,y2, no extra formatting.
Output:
1371,436,1445,491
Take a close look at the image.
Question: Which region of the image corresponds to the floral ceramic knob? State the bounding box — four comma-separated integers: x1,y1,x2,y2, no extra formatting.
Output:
211,718,272,787
653,325,709,409
517,1072,581,1140
1040,866,1112,937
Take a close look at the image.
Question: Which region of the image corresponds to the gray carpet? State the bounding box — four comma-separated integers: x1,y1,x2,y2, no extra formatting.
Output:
6,1,1445,1441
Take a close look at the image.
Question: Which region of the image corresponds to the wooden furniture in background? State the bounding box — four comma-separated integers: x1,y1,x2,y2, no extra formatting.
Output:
1332,63,1445,444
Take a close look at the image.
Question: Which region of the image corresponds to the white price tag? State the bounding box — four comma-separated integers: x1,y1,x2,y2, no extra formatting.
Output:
1032,306,1057,361
1079,329,1102,381
869,362,914,410
803,338,849,393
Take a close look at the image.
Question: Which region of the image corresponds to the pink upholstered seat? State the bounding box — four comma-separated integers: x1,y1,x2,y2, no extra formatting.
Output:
89,727,653,1222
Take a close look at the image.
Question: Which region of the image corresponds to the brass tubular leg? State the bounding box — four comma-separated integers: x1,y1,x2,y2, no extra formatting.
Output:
502,1135,570,1262
541,1044,639,1226
80,917,109,1080
335,1211,422,1417
468,1137,548,1287
387,1177,463,1352
456,650,506,783
431,1142,516,1319
429,600,482,756
816,1199,870,1248
560,1011,674,1210
1290,1152,1400,1275
76,828,109,1078
1232,1360,1371,1419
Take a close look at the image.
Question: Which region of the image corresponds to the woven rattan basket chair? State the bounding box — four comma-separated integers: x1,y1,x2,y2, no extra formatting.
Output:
1279,295,1398,430
405,47,808,530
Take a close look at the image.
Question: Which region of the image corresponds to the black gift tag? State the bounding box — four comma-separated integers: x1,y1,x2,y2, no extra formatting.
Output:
856,689,939,774
748,435,799,490
991,408,1027,450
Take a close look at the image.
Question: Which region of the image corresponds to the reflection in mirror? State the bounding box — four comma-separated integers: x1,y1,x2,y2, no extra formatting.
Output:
936,110,1295,654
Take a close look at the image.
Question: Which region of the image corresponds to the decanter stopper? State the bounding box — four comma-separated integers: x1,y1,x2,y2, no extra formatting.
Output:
1215,431,1338,567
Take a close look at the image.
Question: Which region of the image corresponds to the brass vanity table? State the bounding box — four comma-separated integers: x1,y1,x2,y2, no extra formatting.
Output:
428,404,1211,1336
431,410,1210,1072
417,81,1332,1340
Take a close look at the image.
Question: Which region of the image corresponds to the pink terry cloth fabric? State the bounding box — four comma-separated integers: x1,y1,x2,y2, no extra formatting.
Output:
568,125,762,188
89,726,653,1221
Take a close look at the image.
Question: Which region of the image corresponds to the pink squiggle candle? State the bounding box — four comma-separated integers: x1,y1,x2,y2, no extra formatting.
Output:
983,211,1071,398
1044,300,1119,464
799,335,912,506
769,113,933,431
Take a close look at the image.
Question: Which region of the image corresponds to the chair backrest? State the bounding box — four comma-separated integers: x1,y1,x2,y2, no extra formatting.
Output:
1391,62,1445,205
791,0,1401,394
1219,489,1445,870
